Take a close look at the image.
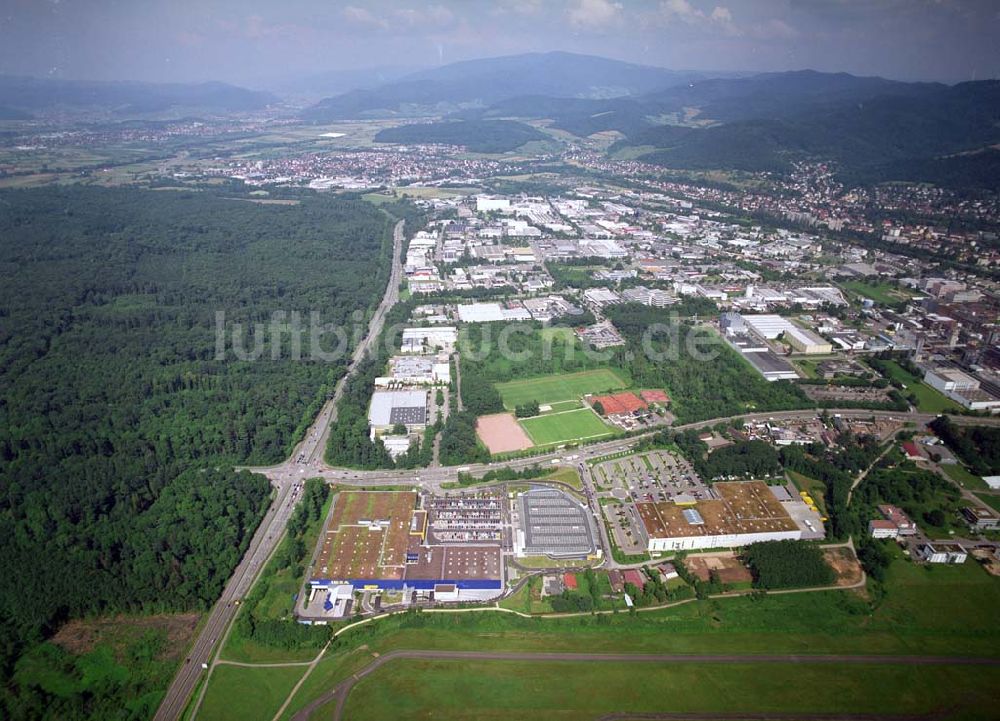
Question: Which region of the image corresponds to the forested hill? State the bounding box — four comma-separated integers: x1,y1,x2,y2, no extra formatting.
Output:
0,186,395,717
374,119,548,153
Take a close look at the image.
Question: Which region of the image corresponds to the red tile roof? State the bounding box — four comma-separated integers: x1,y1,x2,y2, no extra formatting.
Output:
563,573,578,590
592,392,647,415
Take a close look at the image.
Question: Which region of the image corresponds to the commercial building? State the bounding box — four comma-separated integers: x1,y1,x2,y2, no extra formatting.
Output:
401,326,457,354
368,389,428,436
742,314,796,340
637,481,804,552
868,519,899,539
378,354,450,386
456,302,531,323
784,327,833,354
476,196,510,213
308,491,503,602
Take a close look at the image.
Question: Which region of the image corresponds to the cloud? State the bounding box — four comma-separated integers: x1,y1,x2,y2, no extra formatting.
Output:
492,0,544,16
748,18,799,39
567,0,623,30
656,1,740,34
392,5,456,28
342,6,389,30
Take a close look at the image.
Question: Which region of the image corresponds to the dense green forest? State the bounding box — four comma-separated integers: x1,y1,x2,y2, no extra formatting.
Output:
743,540,834,590
0,185,394,717
604,304,810,423
374,120,548,153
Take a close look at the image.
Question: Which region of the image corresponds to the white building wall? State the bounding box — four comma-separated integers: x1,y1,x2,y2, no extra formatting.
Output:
647,529,801,552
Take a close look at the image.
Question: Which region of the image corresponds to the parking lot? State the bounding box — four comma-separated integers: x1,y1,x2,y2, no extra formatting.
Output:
592,450,711,556
593,450,709,503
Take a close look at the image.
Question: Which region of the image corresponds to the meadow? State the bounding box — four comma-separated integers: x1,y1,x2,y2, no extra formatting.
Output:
496,368,628,408
519,407,614,446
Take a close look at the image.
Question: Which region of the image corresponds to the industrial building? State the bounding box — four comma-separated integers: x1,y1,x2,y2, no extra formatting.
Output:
637,481,805,552
368,389,428,437
401,326,457,354
377,354,450,386
456,302,531,323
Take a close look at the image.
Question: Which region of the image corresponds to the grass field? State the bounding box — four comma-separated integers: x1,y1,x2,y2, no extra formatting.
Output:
841,280,916,306
342,658,999,721
496,368,627,409
197,664,304,721
974,492,1000,513
876,360,963,413
941,463,990,491
519,408,613,446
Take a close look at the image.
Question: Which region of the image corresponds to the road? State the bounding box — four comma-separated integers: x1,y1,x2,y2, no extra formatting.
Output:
258,409,981,494
293,649,1000,721
153,221,405,721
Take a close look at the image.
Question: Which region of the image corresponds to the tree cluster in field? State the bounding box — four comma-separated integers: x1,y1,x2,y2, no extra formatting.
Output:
515,400,540,418
604,303,811,423
742,540,834,590
456,464,547,486
549,568,605,612
853,463,960,535
698,440,781,481
930,416,1000,476
0,185,395,713
439,411,490,466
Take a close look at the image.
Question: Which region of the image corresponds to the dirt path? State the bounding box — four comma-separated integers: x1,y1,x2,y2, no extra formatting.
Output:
294,649,1000,721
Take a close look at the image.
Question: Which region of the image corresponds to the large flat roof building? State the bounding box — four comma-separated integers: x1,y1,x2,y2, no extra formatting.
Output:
637,481,802,552
368,389,428,434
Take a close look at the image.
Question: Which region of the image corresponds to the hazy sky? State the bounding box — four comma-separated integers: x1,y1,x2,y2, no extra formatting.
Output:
1,0,998,86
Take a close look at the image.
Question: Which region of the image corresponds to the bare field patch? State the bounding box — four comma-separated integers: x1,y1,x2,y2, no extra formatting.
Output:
51,612,200,660
477,412,534,454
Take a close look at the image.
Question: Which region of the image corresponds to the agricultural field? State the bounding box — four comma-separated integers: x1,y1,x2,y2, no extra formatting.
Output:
496,368,628,409
519,408,614,446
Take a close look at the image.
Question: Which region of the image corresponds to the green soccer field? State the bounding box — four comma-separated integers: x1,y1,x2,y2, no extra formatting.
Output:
519,408,614,446
496,368,627,409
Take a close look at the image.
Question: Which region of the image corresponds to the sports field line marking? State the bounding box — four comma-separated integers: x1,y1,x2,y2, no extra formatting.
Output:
522,406,600,419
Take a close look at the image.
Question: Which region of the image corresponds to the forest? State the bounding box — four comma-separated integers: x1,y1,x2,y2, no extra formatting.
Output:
604,304,810,423
0,185,394,716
